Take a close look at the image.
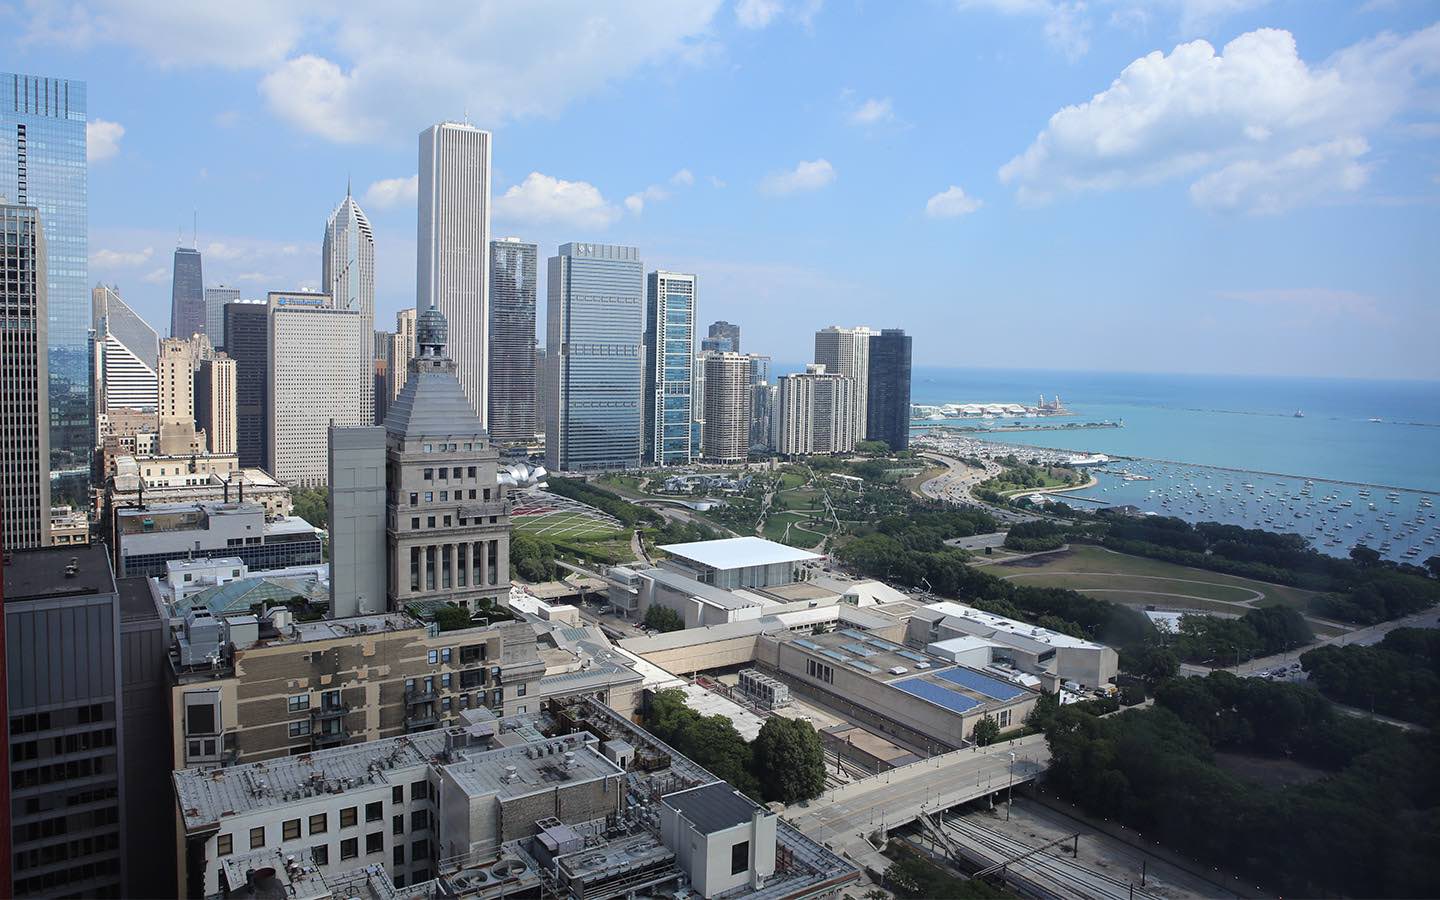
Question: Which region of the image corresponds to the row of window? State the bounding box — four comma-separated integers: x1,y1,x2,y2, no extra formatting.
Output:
421,466,481,481
411,486,492,504
420,442,476,453
10,726,116,762
806,659,835,685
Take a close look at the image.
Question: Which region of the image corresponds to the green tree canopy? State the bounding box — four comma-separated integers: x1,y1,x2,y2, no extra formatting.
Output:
751,716,826,803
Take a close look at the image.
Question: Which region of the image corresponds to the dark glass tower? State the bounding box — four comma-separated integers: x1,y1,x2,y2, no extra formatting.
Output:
223,300,269,469
487,238,538,443
866,328,912,450
170,246,205,338
707,320,740,353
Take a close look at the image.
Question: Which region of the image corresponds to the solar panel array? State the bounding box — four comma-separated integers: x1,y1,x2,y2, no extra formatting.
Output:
936,667,1027,701
897,650,929,662
893,677,981,714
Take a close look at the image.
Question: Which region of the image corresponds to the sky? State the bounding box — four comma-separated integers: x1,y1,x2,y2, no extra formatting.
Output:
5,0,1439,380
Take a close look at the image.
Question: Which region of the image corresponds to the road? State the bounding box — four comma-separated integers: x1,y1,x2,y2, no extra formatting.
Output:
1180,606,1440,678
917,452,1039,525
784,734,1050,874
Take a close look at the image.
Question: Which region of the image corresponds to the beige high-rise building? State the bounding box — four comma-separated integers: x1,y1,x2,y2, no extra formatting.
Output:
0,203,51,549
777,364,855,456
389,307,418,401
814,325,872,440
702,352,752,464
196,354,237,455
157,336,204,455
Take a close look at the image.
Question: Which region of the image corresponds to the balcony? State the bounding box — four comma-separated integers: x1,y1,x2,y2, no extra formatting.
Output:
405,687,438,705
312,729,349,748
311,703,350,720
406,711,440,732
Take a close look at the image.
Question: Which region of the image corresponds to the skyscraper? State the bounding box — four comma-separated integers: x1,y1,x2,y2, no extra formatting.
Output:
418,122,491,422
546,243,644,472
157,337,202,455
866,328,913,450
194,354,237,455
644,270,696,466
170,245,204,338
373,330,390,424
0,202,51,548
777,364,855,456
389,307,417,402
267,292,366,486
92,283,158,413
323,187,376,423
703,352,751,464
488,237,538,443
814,325,872,440
708,320,741,353
223,300,269,470
2,72,91,478
202,285,239,349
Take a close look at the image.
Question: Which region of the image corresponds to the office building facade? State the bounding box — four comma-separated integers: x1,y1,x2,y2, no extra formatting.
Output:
644,270,696,467
323,189,376,424
545,243,644,472
223,300,269,470
418,122,491,423
92,284,158,413
267,292,367,486
195,355,237,455
170,246,204,339
702,352,751,464
814,325,872,442
777,364,855,456
328,424,387,617
866,328,912,450
707,320,740,353
202,286,239,349
487,237,537,443
0,203,51,548
388,307,417,402
157,337,202,456
2,72,91,477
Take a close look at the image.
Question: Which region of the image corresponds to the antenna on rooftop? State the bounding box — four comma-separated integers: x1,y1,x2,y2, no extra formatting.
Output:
192,209,198,249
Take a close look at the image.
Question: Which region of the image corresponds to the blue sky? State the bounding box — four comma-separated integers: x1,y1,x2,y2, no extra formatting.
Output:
6,0,1439,379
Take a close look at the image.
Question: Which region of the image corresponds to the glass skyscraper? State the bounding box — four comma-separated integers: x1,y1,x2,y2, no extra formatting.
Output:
170,245,205,338
644,270,695,466
545,243,644,472
866,328,913,450
2,72,91,484
203,285,240,349
488,237,538,443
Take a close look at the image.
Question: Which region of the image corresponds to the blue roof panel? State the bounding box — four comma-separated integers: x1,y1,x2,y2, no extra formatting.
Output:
893,678,981,714
936,667,1027,701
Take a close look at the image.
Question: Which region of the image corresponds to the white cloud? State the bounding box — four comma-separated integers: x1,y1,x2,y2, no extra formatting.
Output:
999,24,1440,211
735,0,784,27
671,168,696,187
203,242,249,261
926,186,985,217
363,175,420,210
91,246,152,266
1190,138,1370,214
848,97,894,127
495,172,622,229
626,169,697,214
955,0,1090,59
86,119,125,162
760,158,836,195
1215,288,1381,319
142,267,169,284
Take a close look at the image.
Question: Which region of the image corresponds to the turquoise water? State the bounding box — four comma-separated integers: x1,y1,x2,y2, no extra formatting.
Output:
909,367,1440,492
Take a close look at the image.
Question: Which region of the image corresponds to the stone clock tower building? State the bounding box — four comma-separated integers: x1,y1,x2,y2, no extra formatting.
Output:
384,304,511,612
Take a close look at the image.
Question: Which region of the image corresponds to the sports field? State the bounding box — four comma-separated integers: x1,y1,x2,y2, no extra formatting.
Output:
994,544,1322,614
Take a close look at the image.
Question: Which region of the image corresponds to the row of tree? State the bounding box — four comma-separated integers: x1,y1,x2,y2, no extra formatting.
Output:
1042,672,1440,897
1165,605,1313,665
644,688,826,804
1301,627,1440,727
544,476,663,528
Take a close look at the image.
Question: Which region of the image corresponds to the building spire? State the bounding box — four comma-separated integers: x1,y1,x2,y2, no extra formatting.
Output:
346,173,351,199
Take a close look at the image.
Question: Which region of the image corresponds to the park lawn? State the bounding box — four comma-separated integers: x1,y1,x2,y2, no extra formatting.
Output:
594,473,652,498
900,464,946,493
995,544,1322,611
778,469,809,490
515,510,624,541
774,488,822,511
761,511,830,546
550,533,635,566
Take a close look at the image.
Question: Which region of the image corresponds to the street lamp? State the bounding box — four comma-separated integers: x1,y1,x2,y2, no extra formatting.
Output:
1007,752,1016,821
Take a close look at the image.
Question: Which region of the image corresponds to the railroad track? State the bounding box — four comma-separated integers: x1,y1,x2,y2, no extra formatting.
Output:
939,816,1161,900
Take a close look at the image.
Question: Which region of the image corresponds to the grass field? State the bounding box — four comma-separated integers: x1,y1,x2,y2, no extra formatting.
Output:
761,511,831,547
595,474,648,497
995,545,1322,613
773,488,823,511
514,509,623,540
778,470,809,490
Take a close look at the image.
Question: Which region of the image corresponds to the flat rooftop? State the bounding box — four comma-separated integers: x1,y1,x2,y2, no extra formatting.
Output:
662,782,759,835
442,733,622,800
640,567,768,611
657,536,820,570
920,600,1105,651
3,544,115,601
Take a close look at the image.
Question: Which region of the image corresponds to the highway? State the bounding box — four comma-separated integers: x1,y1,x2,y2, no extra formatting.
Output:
784,734,1050,874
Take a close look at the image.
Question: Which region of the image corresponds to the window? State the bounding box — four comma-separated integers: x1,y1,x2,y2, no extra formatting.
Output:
283,819,301,841
468,490,476,499
459,693,470,709
250,827,265,849
440,491,448,501
996,709,1012,728
731,840,750,876
322,690,343,710
289,720,311,738
805,659,834,684
392,814,404,836
340,807,357,828
424,491,434,502
428,649,438,665
517,683,527,697
441,697,451,712
394,874,406,888
341,837,358,861
468,466,476,478
441,673,451,688
366,832,384,854
427,516,436,528
366,801,382,822
309,813,328,835
412,839,430,861
312,844,329,866
410,810,427,830
411,517,420,530
423,443,432,452
443,516,452,527
442,648,452,663
423,468,433,480
449,467,459,479
410,492,418,505
414,868,430,883
516,705,526,714
393,845,405,866
217,834,233,857
411,781,429,801
287,694,309,713
392,786,404,804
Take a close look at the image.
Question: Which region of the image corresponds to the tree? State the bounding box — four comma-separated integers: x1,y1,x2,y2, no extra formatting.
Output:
1349,545,1382,568
854,439,889,457
1425,556,1440,580
972,715,1001,746
510,533,558,582
432,604,473,632
643,605,685,633
752,717,826,803
1121,643,1180,685
292,486,329,528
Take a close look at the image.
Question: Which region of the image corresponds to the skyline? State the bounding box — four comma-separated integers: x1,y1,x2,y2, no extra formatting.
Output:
7,1,1440,379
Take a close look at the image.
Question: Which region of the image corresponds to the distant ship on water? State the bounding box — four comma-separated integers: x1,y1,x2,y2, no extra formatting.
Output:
1293,410,1305,418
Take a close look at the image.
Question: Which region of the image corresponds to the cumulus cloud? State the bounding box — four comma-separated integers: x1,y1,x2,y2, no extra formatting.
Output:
86,119,125,162
848,97,894,127
22,3,723,144
955,0,1090,59
735,0,784,28
495,173,622,229
671,168,696,187
998,24,1440,211
91,246,152,266
625,169,697,214
760,159,836,195
142,267,169,284
953,1,1273,58
926,186,985,218
363,174,419,210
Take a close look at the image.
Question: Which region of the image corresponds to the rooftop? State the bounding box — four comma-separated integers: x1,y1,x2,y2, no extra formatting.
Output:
662,781,761,835
2,544,116,601
639,567,769,611
657,536,820,570
116,576,161,622
442,733,622,801
919,600,1105,651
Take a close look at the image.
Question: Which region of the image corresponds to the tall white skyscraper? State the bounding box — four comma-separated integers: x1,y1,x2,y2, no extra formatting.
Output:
644,270,696,466
814,325,873,439
267,292,366,486
418,122,492,424
203,285,240,348
92,284,159,412
324,187,377,424
777,364,855,456
703,352,751,464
